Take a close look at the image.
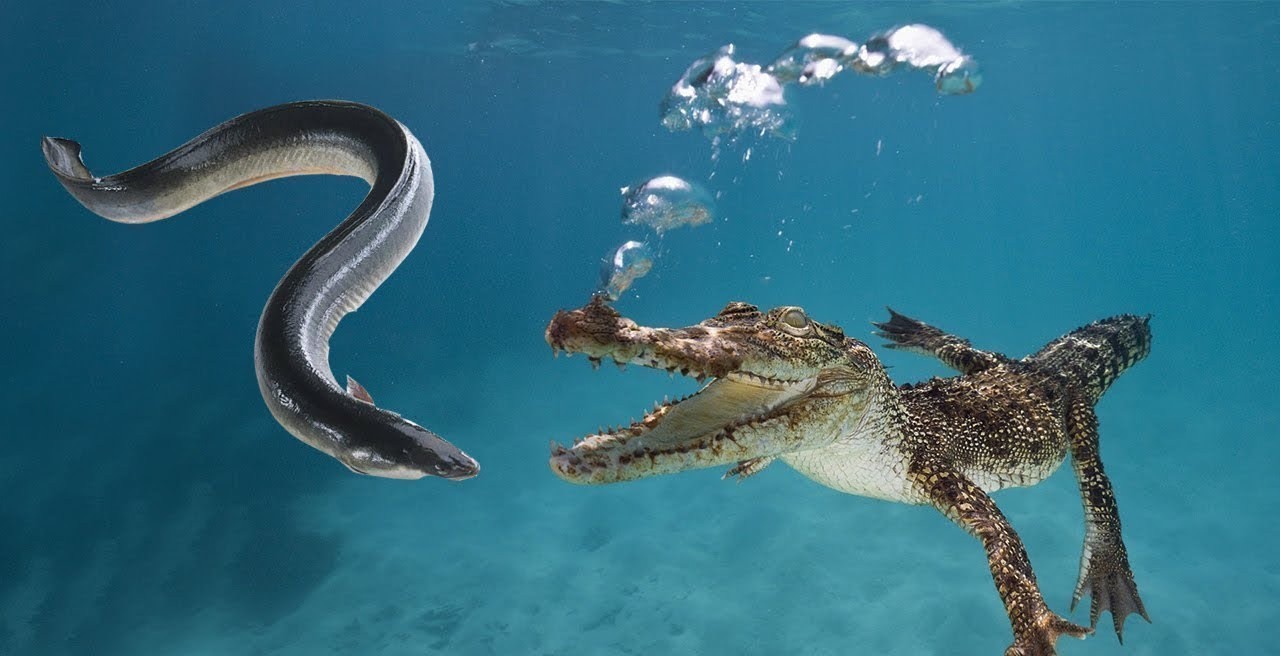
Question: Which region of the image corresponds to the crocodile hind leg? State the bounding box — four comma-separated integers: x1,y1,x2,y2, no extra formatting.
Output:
1066,396,1150,642
873,308,1009,375
911,461,1091,655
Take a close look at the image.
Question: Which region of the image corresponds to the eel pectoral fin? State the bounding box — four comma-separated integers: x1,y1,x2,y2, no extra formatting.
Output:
346,375,375,405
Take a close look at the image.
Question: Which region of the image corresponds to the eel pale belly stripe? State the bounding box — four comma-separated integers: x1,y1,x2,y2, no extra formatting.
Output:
42,100,479,480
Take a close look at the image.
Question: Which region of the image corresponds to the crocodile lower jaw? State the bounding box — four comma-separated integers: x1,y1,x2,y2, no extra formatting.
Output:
550,372,813,484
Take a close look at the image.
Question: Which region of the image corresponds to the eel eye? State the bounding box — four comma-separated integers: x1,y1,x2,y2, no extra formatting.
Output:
779,307,810,334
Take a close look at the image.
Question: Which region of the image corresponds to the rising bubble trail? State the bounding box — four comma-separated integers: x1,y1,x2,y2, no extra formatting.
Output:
661,24,981,142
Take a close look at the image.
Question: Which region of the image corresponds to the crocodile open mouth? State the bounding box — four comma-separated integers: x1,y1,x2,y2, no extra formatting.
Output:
544,296,833,484
549,365,814,484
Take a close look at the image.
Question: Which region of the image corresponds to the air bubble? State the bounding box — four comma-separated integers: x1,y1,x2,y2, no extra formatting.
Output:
620,175,715,235
851,24,982,94
599,240,655,301
659,45,795,141
767,34,858,86
662,24,981,144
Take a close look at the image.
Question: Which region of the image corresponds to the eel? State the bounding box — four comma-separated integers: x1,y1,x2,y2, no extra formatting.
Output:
43,100,479,480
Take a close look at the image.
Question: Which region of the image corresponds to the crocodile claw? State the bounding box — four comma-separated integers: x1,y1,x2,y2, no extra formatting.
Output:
1005,611,1092,656
871,307,937,351
722,456,776,481
1071,546,1150,643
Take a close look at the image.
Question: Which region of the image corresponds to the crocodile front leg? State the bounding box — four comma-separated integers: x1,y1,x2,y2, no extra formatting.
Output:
873,308,1009,375
911,460,1091,655
1066,396,1150,641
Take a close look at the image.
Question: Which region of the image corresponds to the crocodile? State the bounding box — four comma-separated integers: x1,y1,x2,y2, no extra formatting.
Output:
545,296,1151,656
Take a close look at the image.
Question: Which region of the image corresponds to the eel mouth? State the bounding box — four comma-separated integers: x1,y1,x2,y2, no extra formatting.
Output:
545,297,819,484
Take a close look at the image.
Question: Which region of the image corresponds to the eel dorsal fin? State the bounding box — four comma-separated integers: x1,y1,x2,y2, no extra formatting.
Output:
346,376,374,404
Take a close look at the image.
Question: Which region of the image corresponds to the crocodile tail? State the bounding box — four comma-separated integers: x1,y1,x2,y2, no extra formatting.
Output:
1028,314,1152,403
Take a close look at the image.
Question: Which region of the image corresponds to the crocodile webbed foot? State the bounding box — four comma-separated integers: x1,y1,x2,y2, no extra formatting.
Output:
1005,611,1092,656
1065,397,1151,642
1071,543,1150,642
872,308,945,355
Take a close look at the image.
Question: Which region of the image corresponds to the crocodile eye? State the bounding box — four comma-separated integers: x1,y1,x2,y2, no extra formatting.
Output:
780,308,809,332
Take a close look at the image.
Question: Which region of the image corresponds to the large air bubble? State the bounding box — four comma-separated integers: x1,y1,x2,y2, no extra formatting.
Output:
767,34,858,86
851,24,983,94
598,240,655,301
660,45,794,141
620,175,716,235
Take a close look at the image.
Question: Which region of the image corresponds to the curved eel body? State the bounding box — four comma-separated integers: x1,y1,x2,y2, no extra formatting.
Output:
43,100,479,480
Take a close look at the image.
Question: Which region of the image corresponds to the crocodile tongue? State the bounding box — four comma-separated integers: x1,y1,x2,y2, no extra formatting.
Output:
638,376,793,446
550,374,810,484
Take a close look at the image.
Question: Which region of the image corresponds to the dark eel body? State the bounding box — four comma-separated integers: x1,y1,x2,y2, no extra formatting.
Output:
43,100,479,480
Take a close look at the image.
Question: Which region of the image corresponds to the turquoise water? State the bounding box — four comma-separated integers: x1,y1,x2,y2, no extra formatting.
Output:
2,2,1277,654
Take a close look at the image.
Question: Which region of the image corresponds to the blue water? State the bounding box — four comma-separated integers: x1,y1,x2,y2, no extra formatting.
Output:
2,2,1277,655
